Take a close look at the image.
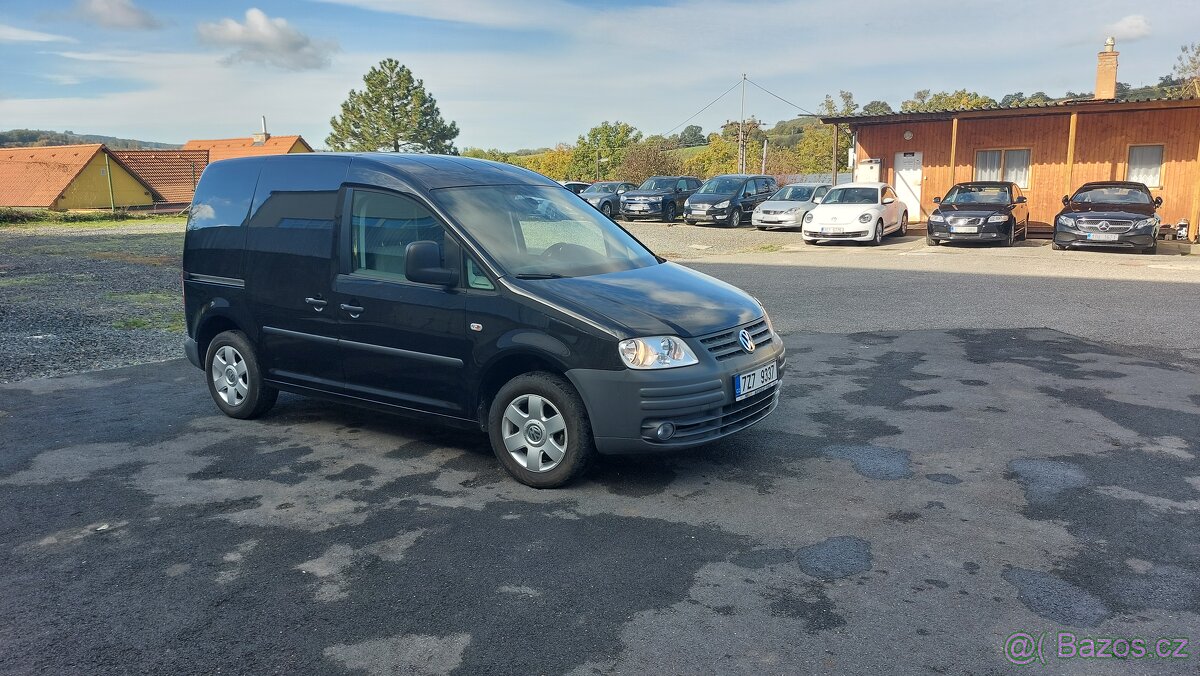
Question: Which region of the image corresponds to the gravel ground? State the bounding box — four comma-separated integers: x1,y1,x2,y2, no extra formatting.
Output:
0,221,186,382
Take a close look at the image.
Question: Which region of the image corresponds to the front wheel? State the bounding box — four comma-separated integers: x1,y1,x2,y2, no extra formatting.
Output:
869,219,884,246
926,232,939,246
488,372,595,488
1052,241,1067,250
727,209,741,228
898,212,908,236
684,219,696,225
661,202,677,223
1142,240,1158,255
1003,221,1016,247
205,330,278,420
600,202,613,219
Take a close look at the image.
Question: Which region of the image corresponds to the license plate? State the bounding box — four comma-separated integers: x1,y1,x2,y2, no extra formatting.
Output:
692,209,707,215
820,227,843,234
1087,233,1119,241
629,204,648,211
734,362,778,401
949,226,979,233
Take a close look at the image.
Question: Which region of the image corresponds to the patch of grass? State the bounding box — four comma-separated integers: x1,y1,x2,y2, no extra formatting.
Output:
105,291,178,306
113,317,152,330
0,207,185,227
89,251,178,266
0,273,55,288
112,311,184,333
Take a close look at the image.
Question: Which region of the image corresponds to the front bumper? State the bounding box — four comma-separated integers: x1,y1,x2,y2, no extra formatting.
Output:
621,201,662,218
566,331,786,454
752,213,802,228
802,223,872,241
1053,227,1155,249
686,206,729,221
927,220,1009,241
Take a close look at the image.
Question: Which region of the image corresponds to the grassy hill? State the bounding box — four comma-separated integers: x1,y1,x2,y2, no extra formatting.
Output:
0,129,180,149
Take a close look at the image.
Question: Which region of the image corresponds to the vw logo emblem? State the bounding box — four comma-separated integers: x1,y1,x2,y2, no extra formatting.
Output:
738,329,756,353
1098,221,1110,231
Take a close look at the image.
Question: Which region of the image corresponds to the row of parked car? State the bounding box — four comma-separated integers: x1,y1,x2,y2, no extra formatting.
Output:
565,175,1172,254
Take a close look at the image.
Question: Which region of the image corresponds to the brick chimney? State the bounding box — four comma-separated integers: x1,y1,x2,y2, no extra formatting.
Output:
252,115,270,145
1094,37,1118,100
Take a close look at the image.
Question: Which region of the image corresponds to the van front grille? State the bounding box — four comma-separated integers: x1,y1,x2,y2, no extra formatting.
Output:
699,320,772,361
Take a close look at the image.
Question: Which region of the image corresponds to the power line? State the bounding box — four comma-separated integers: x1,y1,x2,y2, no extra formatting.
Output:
745,77,822,118
660,79,743,137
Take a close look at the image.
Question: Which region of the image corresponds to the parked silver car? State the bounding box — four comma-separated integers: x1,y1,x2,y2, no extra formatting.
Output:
752,183,831,230
580,181,637,219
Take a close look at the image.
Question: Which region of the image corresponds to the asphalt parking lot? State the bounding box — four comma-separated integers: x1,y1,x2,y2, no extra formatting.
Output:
2,223,1200,674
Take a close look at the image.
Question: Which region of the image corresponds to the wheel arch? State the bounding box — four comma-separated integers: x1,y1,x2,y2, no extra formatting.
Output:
475,349,571,428
195,311,246,363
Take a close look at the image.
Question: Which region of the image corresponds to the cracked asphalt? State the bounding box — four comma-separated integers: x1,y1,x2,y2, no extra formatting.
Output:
2,232,1200,674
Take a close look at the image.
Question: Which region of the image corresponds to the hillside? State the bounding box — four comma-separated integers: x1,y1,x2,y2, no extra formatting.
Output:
0,129,180,150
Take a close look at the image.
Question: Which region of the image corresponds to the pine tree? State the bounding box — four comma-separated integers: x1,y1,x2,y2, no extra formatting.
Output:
326,59,460,154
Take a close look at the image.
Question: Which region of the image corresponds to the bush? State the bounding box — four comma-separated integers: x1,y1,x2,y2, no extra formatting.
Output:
0,208,146,224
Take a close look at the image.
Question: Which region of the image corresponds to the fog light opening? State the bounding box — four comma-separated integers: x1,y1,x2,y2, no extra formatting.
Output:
654,422,676,441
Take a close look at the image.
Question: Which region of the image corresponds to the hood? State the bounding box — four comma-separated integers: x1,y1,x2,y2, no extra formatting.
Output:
1060,202,1155,219
809,203,878,222
581,192,613,203
757,200,808,212
517,262,762,338
623,189,673,199
935,203,1011,217
688,192,736,205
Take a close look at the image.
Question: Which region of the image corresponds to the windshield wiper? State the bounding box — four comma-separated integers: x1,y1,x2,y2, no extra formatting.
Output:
514,272,567,280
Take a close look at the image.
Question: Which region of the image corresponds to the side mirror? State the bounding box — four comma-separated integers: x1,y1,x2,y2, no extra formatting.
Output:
932,197,941,203
812,196,822,204
617,189,626,194
882,197,896,205
1062,195,1070,206
1015,196,1027,204
1155,196,1163,207
405,241,459,287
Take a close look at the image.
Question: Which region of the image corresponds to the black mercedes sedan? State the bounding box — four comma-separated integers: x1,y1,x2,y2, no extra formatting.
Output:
926,181,1028,246
1053,181,1161,254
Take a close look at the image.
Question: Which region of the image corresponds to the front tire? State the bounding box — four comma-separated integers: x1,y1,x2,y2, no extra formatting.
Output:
661,202,677,223
1052,241,1067,250
727,209,741,228
685,219,696,225
869,219,884,246
926,232,939,246
1003,221,1016,247
600,202,613,219
1142,240,1158,255
205,330,277,420
488,372,595,488
898,212,908,236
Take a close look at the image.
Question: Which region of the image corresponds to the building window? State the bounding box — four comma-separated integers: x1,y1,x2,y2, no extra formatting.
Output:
1127,145,1163,187
974,149,1030,188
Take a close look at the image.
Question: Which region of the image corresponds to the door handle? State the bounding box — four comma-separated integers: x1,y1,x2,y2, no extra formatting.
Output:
340,303,364,318
305,297,328,311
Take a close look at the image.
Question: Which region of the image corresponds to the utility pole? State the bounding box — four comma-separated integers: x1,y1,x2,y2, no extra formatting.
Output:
761,139,767,174
738,73,747,174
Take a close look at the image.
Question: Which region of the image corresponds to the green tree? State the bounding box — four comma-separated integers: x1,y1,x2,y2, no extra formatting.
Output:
790,92,858,174
682,134,738,177
510,144,575,180
569,121,642,181
1175,43,1200,98
861,100,894,116
461,147,512,162
327,59,460,153
901,89,996,112
678,124,706,147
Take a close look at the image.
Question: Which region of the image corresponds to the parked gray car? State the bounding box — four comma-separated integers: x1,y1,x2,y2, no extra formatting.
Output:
580,181,637,218
751,183,831,230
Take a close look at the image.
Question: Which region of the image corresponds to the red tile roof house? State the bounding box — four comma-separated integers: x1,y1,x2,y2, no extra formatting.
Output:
182,131,312,163
0,144,157,210
109,149,209,207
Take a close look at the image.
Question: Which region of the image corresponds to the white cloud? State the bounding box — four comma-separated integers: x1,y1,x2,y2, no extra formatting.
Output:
73,0,162,30
315,0,577,29
1105,14,1151,42
0,23,76,43
45,74,82,85
197,8,337,71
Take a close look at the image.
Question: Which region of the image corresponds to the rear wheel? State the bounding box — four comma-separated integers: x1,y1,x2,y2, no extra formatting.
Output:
488,372,594,488
205,330,277,420
727,208,741,228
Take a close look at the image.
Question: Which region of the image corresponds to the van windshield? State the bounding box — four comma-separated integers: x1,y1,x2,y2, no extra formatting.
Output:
432,185,659,279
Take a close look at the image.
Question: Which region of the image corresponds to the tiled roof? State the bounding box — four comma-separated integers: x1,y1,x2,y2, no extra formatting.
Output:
181,135,311,162
0,144,104,208
111,149,208,203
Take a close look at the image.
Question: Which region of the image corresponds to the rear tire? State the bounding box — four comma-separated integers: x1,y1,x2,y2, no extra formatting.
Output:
205,330,277,420
488,372,594,489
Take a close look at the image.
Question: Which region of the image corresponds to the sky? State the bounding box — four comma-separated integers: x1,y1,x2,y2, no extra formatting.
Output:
0,0,1197,150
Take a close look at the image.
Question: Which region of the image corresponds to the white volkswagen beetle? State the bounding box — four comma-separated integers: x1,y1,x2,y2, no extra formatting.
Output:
802,181,908,245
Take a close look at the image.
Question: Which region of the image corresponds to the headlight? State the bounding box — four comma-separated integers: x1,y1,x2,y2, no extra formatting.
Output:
1134,217,1158,230
618,336,699,370
683,199,690,207
929,213,945,223
714,200,730,209
987,214,1009,223
804,212,814,223
1057,215,1076,227
786,207,803,214
858,213,872,224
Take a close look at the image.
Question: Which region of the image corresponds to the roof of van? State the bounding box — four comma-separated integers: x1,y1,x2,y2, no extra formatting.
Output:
209,152,560,192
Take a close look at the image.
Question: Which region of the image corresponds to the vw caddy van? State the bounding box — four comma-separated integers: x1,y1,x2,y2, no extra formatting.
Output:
183,154,785,487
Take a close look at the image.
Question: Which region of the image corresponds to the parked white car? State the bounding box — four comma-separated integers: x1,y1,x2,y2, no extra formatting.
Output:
802,182,908,245
751,183,831,230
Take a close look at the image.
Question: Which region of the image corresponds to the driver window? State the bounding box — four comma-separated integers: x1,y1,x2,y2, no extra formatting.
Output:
676,179,688,191
350,190,445,281
518,214,607,257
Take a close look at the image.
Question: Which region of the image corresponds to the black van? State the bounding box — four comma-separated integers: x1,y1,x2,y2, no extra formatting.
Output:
183,154,785,487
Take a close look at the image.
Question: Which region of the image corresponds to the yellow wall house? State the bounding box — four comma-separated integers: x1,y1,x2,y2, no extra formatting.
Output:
0,144,156,210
